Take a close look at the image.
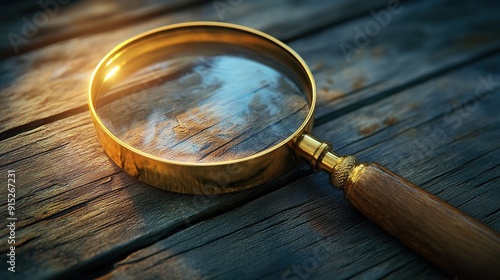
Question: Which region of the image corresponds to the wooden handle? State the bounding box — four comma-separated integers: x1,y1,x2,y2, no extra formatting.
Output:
342,163,500,279
294,134,500,278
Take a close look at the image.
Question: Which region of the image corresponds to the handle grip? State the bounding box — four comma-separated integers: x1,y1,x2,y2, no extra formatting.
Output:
344,163,500,279
294,134,500,279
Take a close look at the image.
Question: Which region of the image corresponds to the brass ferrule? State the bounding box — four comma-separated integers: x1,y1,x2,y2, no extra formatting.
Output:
294,134,359,190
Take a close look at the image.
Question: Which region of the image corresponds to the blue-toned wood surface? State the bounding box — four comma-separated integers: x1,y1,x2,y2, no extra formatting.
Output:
0,0,498,279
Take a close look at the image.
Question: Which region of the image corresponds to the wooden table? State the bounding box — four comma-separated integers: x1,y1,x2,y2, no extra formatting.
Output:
1,0,499,279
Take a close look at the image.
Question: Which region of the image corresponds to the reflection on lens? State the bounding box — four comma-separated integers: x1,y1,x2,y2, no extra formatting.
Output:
96,43,310,163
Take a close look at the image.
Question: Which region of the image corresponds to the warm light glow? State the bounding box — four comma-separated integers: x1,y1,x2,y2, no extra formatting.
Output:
105,53,122,67
104,65,120,81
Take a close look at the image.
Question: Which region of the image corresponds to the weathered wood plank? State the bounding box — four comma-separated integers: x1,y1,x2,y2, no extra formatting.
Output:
0,0,498,279
0,112,312,279
0,0,206,57
0,0,389,137
100,51,500,280
2,0,500,146
1,47,498,280
295,0,500,119
2,0,382,58
102,175,442,280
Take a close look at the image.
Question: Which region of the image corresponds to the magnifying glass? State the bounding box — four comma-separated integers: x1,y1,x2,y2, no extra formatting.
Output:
88,22,499,278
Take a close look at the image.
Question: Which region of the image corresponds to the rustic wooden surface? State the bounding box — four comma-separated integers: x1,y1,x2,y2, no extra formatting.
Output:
0,0,499,279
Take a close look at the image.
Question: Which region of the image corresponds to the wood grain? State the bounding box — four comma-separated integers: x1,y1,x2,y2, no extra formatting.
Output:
0,0,388,137
0,40,494,280
344,163,500,279
95,51,500,280
0,0,206,58
0,0,498,279
0,112,311,279
294,0,500,119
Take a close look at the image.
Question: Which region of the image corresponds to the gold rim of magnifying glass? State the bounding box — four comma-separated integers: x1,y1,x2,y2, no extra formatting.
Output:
88,21,316,194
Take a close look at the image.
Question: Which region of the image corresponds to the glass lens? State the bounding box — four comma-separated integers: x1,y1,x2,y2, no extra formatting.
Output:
96,43,310,163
